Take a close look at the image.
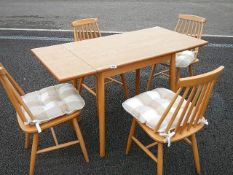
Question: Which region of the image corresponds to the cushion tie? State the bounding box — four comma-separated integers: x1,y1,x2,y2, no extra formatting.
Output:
159,130,175,147
34,120,42,133
23,118,41,133
198,118,208,125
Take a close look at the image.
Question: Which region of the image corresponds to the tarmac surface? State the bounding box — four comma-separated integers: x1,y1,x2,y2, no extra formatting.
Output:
0,0,233,174
0,30,232,175
0,0,233,35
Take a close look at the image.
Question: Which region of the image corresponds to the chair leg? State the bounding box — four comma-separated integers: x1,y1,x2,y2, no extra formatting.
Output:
95,78,100,119
29,133,38,175
176,68,181,80
126,118,137,154
188,65,193,76
78,78,84,93
50,127,59,145
191,134,201,174
157,143,164,175
25,133,30,149
176,68,181,90
120,74,129,98
72,79,78,89
72,118,89,162
147,64,156,90
135,69,140,95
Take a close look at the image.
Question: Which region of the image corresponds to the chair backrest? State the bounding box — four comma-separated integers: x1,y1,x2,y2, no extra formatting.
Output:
0,63,34,123
71,18,101,42
154,66,224,135
175,14,206,56
175,14,206,39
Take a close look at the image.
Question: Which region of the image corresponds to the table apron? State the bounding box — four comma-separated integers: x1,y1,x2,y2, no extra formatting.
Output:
99,54,173,78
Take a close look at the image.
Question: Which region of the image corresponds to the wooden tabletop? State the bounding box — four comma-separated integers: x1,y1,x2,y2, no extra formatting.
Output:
32,27,208,81
32,44,96,82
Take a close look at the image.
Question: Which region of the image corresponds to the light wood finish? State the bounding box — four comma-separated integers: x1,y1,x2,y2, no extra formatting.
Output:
37,140,80,154
96,72,106,156
72,118,89,162
25,133,30,149
147,64,157,90
157,143,163,175
0,64,89,175
31,27,207,157
126,66,224,174
169,54,176,91
132,136,158,162
63,27,206,72
50,127,59,145
31,45,96,82
72,79,78,89
126,118,137,154
72,18,101,42
191,134,201,174
147,14,206,90
71,18,129,98
30,133,38,175
146,142,158,149
135,69,140,95
184,137,192,145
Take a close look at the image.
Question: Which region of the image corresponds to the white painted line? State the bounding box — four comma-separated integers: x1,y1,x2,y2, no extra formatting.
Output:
203,34,233,38
1,27,233,37
0,27,121,34
0,28,72,32
0,35,72,42
207,43,233,48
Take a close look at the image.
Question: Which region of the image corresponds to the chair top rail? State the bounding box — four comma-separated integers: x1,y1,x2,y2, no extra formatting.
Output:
178,14,206,23
71,18,98,27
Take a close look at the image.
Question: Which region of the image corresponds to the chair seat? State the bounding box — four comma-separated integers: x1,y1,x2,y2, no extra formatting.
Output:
176,50,195,68
162,50,195,68
21,83,85,126
123,88,189,133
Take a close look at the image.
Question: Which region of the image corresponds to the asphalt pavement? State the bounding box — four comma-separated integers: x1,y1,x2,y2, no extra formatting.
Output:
0,0,233,174
0,30,233,175
0,0,233,35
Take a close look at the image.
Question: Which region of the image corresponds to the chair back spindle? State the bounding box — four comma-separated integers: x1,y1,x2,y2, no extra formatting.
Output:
175,14,206,39
175,14,206,57
71,18,101,42
154,66,224,136
0,64,34,123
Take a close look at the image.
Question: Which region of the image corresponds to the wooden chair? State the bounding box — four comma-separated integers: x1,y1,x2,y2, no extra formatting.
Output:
147,14,206,90
0,63,89,175
71,18,129,97
123,66,224,175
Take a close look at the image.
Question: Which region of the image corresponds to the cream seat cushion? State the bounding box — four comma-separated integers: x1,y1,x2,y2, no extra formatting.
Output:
176,50,195,68
21,83,85,125
122,88,187,133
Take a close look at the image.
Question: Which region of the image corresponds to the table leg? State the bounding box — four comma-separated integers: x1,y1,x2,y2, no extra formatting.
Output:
169,54,176,91
135,69,140,95
96,73,105,157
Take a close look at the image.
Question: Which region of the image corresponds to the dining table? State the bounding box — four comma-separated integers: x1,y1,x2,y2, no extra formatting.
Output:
31,26,208,157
